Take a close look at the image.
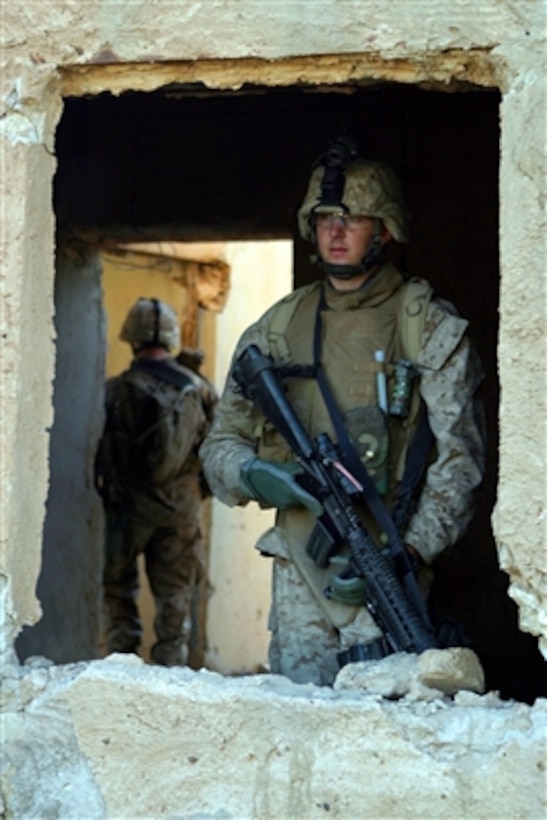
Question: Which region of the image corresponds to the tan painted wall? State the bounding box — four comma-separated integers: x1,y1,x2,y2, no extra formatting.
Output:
101,249,191,375
1,2,545,816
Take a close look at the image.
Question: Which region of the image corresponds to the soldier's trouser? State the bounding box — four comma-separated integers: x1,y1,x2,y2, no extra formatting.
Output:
145,521,201,666
103,508,141,654
268,557,339,686
103,511,202,666
268,556,382,687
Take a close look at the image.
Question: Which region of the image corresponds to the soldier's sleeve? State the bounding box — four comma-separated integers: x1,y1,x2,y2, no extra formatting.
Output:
404,298,487,564
199,318,272,507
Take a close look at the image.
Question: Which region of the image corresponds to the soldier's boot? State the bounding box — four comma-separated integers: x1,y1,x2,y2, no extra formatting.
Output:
150,640,189,667
103,537,142,655
103,585,142,655
105,621,142,655
150,593,191,667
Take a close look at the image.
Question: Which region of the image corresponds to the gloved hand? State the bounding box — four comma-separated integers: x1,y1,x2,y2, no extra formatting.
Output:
240,458,323,516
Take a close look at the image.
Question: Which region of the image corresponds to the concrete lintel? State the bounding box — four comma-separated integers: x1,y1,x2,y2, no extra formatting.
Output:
59,50,500,99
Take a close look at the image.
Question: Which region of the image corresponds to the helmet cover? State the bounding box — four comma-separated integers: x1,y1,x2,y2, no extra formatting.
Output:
298,159,410,244
119,298,181,350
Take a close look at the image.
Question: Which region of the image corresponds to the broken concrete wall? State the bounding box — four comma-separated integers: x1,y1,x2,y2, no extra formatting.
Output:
1,1,545,816
1,59,61,657
495,57,547,643
3,656,546,818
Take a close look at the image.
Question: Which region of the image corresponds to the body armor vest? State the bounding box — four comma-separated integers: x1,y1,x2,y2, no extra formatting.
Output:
259,264,430,506
251,264,434,627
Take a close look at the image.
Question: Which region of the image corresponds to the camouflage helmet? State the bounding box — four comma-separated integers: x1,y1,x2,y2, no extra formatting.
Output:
119,298,181,350
297,159,410,244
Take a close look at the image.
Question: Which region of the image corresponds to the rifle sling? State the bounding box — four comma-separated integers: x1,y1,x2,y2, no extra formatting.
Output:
392,408,434,529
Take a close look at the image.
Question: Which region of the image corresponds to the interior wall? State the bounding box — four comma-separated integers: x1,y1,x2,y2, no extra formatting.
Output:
15,248,105,663
100,249,191,374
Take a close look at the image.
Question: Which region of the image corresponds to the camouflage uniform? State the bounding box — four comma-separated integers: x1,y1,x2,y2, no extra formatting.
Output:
98,355,217,666
200,264,485,685
202,146,485,684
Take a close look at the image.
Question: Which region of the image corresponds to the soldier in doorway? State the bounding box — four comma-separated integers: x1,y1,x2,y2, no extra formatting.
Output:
200,137,486,686
96,297,217,666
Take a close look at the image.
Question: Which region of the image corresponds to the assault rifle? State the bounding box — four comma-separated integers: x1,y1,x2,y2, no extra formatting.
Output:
232,343,438,657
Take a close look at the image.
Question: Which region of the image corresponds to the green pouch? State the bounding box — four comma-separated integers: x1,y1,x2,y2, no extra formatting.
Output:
343,405,389,495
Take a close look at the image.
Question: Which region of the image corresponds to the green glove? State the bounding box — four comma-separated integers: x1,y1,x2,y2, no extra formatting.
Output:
240,458,323,516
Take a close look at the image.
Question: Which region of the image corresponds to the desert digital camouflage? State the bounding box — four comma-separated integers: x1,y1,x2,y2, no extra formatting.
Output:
200,263,485,683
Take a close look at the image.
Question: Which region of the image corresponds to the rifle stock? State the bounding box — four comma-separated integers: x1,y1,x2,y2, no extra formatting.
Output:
233,343,438,655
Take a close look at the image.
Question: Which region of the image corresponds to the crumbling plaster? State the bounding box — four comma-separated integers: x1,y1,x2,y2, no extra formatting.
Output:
1,2,545,816
3,655,546,818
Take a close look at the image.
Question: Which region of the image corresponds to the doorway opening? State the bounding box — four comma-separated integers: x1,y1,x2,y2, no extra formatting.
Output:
99,238,292,673
14,78,547,702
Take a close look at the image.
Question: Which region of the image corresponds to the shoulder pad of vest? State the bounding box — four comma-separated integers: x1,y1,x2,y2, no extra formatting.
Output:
398,277,434,362
267,282,322,364
279,281,321,305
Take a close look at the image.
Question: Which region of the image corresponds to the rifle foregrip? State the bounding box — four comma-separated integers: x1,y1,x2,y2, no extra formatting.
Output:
346,528,436,653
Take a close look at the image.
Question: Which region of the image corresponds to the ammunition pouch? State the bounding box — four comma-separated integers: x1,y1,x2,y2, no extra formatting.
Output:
344,405,389,496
